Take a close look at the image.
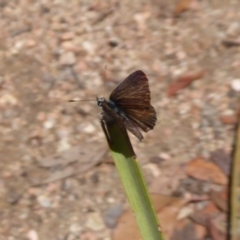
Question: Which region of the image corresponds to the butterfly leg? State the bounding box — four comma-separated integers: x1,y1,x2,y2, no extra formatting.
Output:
100,118,112,145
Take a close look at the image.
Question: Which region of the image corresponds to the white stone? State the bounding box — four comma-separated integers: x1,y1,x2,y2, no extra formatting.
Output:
69,223,82,234
27,230,39,240
57,138,71,152
85,212,104,231
37,195,51,208
231,79,240,91
82,41,95,55
82,123,96,133
43,118,56,129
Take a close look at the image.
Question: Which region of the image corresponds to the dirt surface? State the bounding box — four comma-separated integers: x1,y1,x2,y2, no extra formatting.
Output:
0,1,240,239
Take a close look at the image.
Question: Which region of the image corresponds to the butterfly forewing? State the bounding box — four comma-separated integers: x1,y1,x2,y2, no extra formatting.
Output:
109,70,157,133
110,70,151,103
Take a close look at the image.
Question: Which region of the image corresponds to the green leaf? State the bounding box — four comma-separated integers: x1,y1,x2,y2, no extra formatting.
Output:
102,122,165,240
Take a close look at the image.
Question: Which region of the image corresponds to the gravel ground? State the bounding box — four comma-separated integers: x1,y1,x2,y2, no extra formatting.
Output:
0,1,240,239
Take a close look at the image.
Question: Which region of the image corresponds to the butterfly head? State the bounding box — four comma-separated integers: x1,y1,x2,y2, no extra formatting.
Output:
96,97,106,107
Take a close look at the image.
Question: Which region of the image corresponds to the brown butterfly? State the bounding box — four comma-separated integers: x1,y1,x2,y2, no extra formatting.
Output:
97,70,157,141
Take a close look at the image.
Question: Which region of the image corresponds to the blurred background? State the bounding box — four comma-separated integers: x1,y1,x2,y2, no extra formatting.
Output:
0,1,240,239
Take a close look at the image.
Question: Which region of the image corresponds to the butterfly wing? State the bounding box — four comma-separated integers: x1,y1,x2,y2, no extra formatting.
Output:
101,101,144,140
110,70,149,101
109,70,157,132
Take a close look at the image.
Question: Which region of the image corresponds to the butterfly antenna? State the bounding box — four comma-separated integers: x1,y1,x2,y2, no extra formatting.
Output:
68,99,95,102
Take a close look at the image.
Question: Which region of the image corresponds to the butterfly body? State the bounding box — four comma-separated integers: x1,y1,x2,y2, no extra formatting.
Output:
97,98,129,121
98,70,157,141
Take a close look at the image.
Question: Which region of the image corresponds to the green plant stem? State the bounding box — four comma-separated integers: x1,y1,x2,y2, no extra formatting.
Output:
230,118,240,239
102,122,164,240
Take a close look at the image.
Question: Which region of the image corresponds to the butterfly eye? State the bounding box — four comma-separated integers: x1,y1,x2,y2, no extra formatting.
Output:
97,97,105,107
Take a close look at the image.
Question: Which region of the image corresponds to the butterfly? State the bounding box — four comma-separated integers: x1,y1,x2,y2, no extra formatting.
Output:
97,70,157,141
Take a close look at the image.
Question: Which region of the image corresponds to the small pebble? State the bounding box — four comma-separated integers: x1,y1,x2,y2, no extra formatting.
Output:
85,212,104,231
150,156,165,165
79,104,92,115
66,233,76,240
231,79,240,91
82,123,96,134
61,41,77,52
19,212,28,219
26,39,36,48
82,41,95,55
103,204,123,228
51,22,63,31
227,21,239,36
59,51,76,65
0,93,18,105
108,38,119,47
159,152,171,160
222,109,235,116
143,163,160,177
27,230,39,240
220,114,237,125
43,118,56,129
37,195,52,208
37,112,46,121
69,223,82,234
7,191,21,204
61,31,75,41
10,41,25,54
57,138,71,152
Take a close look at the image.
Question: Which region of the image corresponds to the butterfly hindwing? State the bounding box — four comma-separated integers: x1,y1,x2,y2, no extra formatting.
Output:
123,106,156,131
100,101,144,141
